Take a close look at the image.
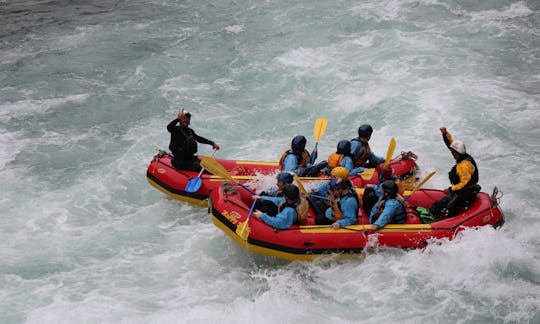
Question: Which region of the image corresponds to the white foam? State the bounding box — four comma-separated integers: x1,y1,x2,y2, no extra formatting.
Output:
224,24,244,34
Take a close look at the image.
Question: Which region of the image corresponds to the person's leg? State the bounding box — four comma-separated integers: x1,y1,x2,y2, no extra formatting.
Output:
429,194,453,219
362,187,378,215
172,158,202,171
254,200,278,216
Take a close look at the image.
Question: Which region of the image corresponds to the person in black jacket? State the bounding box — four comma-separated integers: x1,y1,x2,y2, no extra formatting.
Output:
167,109,219,171
429,127,480,219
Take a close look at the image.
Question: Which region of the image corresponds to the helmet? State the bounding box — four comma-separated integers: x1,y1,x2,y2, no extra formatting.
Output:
291,135,307,151
336,140,351,154
381,180,398,195
276,172,293,184
358,124,373,138
331,166,349,180
450,140,466,154
282,184,300,201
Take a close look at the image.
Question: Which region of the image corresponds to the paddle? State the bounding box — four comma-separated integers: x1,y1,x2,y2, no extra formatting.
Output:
292,173,330,200
382,137,396,170
310,118,328,163
403,171,436,202
236,199,257,240
200,156,256,194
185,150,217,192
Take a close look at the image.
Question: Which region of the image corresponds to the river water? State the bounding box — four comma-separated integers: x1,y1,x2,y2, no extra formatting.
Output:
1,0,539,323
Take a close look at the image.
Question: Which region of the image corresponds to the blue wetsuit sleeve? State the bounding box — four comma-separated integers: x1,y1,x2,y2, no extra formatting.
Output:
369,152,385,165
341,156,364,175
261,207,297,229
282,154,303,175
315,182,329,196
372,199,401,228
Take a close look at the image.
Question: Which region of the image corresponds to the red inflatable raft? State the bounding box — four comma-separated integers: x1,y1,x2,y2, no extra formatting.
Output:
146,150,419,206
208,183,505,261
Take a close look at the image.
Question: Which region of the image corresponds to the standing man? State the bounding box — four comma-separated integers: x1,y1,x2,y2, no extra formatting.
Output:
167,109,220,171
429,127,480,219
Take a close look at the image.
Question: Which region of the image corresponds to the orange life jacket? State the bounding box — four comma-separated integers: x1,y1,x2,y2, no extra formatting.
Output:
327,152,344,169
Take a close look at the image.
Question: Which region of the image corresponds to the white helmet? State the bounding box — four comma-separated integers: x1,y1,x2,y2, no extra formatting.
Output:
450,140,466,154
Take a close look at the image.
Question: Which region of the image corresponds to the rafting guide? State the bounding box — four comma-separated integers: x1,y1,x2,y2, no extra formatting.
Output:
167,109,220,172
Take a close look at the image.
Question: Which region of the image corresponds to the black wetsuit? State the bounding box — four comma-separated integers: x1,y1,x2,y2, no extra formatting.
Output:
167,119,215,171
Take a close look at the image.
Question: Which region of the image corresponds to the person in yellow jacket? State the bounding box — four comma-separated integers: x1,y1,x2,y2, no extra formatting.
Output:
429,127,481,219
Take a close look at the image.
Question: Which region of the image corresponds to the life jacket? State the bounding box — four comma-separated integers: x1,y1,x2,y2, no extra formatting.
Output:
330,188,360,221
371,196,406,224
278,195,309,225
279,149,311,168
448,154,479,191
351,138,371,167
327,152,344,169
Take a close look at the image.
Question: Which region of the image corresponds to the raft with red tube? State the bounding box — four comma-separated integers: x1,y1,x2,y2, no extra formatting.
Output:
146,150,419,206
208,182,505,261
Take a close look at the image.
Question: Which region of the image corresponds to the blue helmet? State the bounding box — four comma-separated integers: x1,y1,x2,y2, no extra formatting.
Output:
329,178,349,190
291,135,307,151
277,172,293,184
358,124,373,138
337,140,351,154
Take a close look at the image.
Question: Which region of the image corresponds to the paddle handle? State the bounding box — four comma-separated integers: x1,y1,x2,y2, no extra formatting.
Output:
310,142,319,163
247,199,257,219
238,183,256,195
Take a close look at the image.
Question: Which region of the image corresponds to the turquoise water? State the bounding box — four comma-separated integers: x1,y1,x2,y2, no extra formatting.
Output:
1,0,539,323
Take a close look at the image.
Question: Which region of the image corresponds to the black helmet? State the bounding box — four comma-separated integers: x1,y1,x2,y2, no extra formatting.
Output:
282,184,300,201
358,124,373,138
291,135,307,151
276,172,293,184
381,180,398,196
337,140,351,154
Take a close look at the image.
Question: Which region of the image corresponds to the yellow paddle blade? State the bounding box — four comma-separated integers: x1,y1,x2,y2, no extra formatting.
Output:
411,171,436,194
313,118,328,142
293,174,309,196
236,220,250,240
200,156,235,182
383,137,396,169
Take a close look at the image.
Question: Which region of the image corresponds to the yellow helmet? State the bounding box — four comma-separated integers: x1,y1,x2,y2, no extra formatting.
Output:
331,166,349,180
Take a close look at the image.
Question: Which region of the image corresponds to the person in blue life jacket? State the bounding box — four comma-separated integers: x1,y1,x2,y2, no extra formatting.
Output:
325,140,366,176
429,127,481,220
253,172,294,216
350,124,385,169
252,184,309,229
279,135,320,176
367,180,406,230
315,177,359,229
167,109,220,171
362,165,404,215
309,166,350,220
